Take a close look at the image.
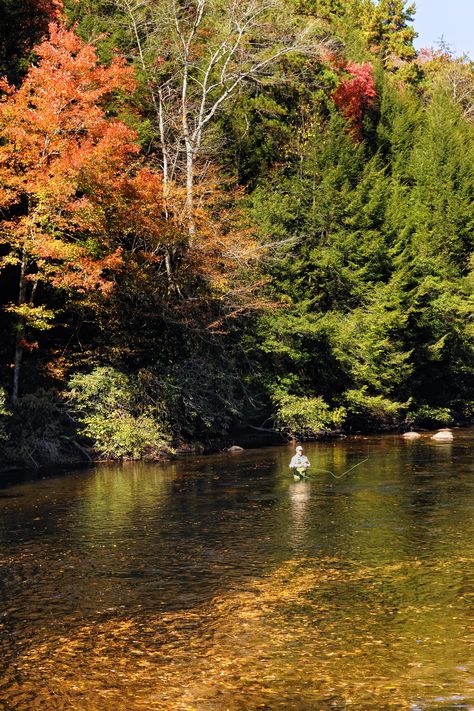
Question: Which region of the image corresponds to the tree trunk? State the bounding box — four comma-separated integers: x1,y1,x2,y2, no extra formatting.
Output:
185,140,196,241
12,250,28,403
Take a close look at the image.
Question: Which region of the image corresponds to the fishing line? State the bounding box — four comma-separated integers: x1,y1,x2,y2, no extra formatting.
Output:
293,438,452,482
298,447,371,480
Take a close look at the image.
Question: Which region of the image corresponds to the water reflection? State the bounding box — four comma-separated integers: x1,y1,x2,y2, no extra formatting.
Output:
289,479,312,551
0,430,473,709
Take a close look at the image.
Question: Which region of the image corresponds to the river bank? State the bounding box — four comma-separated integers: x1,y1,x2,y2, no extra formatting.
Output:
0,427,282,477
1,420,470,482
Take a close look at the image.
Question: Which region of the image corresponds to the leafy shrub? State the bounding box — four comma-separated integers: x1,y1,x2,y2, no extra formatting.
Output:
273,392,346,439
407,405,453,428
67,367,170,459
78,411,167,460
343,387,407,430
456,401,474,421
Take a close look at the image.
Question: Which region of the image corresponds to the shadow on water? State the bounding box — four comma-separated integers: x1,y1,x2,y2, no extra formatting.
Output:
0,430,473,709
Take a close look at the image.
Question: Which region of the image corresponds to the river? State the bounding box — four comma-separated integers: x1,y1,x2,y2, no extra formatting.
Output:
0,430,473,709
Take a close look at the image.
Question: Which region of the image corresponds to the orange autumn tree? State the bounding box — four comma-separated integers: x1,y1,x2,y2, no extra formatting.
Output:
0,24,139,400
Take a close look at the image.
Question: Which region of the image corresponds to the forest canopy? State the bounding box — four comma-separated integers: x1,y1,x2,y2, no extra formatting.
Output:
0,0,473,463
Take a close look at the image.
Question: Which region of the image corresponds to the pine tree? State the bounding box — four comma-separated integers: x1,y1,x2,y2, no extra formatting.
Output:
397,88,474,274
386,88,474,418
365,0,418,81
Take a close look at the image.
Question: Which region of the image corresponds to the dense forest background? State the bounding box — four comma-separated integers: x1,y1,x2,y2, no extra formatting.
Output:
0,0,473,464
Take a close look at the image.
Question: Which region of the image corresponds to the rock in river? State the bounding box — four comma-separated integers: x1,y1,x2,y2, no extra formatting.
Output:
431,429,454,442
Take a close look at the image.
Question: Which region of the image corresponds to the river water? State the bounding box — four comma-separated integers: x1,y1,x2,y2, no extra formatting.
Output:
0,431,473,710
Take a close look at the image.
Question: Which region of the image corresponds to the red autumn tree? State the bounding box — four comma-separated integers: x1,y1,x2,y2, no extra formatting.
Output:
333,62,377,138
0,23,138,400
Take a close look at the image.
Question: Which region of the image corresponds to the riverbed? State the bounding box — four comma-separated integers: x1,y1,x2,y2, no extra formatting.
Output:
0,430,473,709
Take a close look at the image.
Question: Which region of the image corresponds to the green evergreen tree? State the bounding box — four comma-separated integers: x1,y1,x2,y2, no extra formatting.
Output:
247,109,412,431
365,0,419,81
63,0,132,63
388,89,474,417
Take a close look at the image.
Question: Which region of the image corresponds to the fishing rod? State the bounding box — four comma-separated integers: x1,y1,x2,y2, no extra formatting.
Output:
295,448,370,480
292,436,456,482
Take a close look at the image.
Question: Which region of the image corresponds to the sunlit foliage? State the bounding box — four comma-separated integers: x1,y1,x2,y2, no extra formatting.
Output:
0,0,472,461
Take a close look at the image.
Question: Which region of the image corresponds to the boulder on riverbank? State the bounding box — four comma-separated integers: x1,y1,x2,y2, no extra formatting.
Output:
402,432,421,439
227,445,244,452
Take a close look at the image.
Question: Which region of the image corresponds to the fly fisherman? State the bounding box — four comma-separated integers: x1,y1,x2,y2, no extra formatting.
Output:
289,445,310,478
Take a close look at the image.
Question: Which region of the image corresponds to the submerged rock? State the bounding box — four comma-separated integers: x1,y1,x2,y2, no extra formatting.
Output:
402,432,421,439
227,445,244,452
